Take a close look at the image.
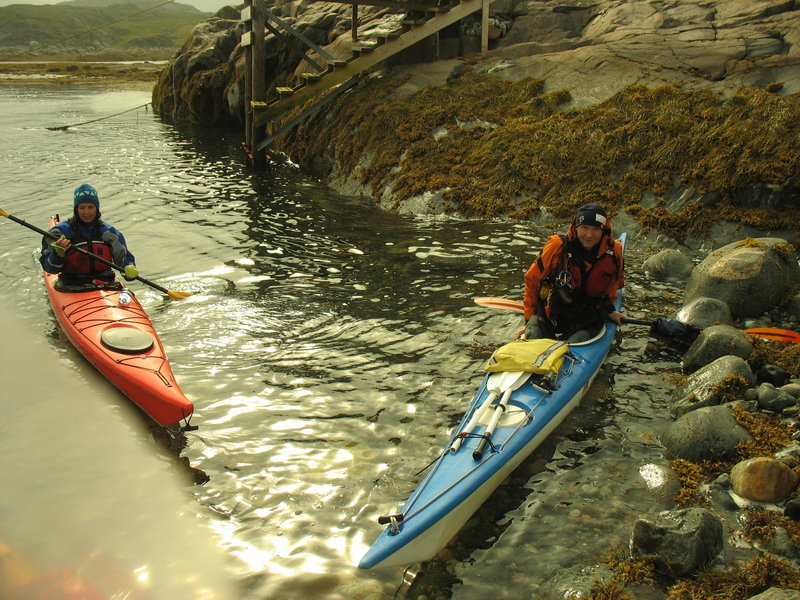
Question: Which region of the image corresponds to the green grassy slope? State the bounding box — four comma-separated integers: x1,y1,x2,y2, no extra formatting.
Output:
0,0,210,59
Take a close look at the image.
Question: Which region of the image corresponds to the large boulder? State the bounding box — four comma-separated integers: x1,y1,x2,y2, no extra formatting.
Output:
152,15,243,125
642,248,694,281
675,296,734,329
683,238,800,319
663,404,753,462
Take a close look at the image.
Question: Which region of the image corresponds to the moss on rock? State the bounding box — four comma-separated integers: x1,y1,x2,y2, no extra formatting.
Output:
278,70,800,240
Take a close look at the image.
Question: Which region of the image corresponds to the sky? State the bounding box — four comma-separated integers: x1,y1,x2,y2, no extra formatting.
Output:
0,0,235,13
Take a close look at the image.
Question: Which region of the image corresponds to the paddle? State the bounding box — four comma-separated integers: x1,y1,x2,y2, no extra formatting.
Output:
450,370,531,453
739,328,800,343
475,296,525,313
0,207,191,300
473,297,800,344
472,372,529,461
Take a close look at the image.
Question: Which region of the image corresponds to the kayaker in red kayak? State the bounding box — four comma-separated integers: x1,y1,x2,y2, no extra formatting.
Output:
520,203,626,343
39,184,138,292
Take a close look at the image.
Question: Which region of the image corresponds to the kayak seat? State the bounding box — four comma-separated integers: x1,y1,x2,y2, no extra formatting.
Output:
55,278,123,293
100,326,154,354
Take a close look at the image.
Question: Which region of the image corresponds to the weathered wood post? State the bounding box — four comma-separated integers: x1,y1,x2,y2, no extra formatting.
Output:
242,0,253,152
251,0,267,168
241,0,267,169
481,0,489,53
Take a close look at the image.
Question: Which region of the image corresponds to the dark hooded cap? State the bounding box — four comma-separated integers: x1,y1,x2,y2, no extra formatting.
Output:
74,183,100,211
574,203,607,228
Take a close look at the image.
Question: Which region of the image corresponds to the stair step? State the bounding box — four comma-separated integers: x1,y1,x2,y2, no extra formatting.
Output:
301,70,326,82
377,30,403,43
253,0,487,128
275,86,295,98
327,58,349,70
352,43,377,57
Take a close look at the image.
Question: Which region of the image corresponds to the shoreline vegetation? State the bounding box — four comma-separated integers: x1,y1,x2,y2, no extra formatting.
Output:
0,61,160,90
279,71,800,245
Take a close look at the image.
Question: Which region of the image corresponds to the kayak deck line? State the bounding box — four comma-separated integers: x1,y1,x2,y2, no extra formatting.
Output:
57,291,176,382
382,339,584,532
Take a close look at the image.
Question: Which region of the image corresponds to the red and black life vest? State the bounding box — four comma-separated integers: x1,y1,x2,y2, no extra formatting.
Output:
63,232,114,276
540,235,621,337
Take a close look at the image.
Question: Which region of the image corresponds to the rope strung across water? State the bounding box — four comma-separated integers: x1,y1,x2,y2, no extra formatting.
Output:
46,102,151,131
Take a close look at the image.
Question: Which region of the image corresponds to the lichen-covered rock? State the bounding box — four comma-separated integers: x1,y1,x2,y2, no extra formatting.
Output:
683,238,800,319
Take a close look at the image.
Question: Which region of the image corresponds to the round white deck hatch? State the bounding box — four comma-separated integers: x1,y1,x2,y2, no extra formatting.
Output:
101,326,154,354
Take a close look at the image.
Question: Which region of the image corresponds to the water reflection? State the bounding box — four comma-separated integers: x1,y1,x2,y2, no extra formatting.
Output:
0,84,691,600
0,309,235,600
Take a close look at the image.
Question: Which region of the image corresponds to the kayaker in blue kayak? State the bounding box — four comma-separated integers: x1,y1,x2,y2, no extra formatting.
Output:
40,183,138,292
520,203,626,343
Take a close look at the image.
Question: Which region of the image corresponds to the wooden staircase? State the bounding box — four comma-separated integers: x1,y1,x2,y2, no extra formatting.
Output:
252,0,492,151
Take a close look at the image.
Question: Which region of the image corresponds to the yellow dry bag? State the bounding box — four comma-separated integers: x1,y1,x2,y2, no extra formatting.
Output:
484,339,569,375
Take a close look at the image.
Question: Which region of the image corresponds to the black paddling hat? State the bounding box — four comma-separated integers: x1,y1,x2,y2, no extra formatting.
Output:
574,203,607,228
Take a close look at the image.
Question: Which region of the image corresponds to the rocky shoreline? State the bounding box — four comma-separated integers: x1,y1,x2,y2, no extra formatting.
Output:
553,237,800,599
4,2,800,595
149,0,800,250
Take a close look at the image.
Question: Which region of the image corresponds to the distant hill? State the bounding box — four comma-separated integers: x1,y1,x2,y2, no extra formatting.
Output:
0,0,213,61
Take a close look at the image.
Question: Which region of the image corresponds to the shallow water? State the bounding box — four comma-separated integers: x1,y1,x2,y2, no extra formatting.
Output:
0,82,688,599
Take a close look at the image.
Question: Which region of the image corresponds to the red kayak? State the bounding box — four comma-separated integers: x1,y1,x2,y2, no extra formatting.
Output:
42,219,194,428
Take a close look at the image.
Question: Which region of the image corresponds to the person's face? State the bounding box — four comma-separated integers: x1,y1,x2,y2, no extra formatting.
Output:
576,224,603,249
76,202,97,223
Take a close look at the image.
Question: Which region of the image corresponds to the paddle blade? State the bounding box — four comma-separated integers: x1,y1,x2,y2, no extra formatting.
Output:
474,297,524,313
167,290,192,300
650,318,701,344
487,370,530,393
743,328,800,343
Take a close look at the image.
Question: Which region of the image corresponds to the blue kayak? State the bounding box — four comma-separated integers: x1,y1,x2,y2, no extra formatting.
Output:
359,233,627,569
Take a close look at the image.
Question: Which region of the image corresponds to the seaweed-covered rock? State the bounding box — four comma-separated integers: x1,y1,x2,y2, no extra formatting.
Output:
631,508,723,578
683,238,800,319
671,355,756,417
663,404,753,462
